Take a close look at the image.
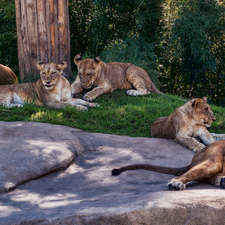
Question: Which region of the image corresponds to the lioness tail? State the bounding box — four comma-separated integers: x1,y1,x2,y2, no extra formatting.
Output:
150,82,163,94
112,164,191,176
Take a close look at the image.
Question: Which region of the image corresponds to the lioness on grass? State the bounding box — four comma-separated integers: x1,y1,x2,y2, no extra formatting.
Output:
0,62,98,110
151,97,216,152
112,140,225,190
71,55,162,101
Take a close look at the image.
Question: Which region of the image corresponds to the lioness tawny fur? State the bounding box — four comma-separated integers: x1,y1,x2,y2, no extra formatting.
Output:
112,140,225,190
71,55,162,101
151,97,216,152
0,62,98,110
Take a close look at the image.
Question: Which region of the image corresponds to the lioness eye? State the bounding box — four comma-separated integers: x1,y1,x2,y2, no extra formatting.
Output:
87,73,92,76
52,72,55,75
43,72,46,76
205,108,208,112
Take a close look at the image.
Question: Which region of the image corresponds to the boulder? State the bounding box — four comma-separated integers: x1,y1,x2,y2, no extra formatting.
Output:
0,121,84,192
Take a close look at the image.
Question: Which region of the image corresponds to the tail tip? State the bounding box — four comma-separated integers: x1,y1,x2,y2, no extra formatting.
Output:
111,168,121,176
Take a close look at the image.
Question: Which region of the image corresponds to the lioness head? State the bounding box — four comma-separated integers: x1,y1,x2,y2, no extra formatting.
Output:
192,97,216,127
37,62,67,90
74,54,102,89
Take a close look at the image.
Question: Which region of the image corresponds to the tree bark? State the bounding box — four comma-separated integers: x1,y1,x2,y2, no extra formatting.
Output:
15,0,71,80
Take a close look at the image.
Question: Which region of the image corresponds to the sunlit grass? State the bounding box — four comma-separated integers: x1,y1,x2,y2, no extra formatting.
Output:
0,89,224,137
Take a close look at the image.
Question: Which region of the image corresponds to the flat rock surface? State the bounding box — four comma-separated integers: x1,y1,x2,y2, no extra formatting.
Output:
0,122,225,224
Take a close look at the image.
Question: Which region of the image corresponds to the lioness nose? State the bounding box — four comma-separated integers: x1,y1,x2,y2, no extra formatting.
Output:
46,81,51,84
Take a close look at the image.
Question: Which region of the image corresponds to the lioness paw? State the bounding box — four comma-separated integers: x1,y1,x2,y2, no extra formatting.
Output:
83,92,95,102
89,102,99,108
127,90,138,96
168,180,186,191
8,103,23,108
127,89,149,96
75,105,88,111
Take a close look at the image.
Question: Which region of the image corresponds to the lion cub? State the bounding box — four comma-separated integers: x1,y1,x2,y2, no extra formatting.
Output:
151,97,216,152
0,64,18,85
71,55,162,101
0,62,98,110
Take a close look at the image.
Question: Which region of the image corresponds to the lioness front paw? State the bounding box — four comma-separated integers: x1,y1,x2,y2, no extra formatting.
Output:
8,103,23,108
168,180,186,191
83,92,96,102
75,105,88,111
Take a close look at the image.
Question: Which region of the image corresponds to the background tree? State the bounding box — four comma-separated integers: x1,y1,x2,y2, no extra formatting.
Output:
15,0,71,80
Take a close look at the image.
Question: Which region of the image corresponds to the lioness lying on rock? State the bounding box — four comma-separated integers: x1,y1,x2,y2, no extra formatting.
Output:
71,55,162,101
0,64,18,85
151,97,216,152
0,62,98,110
112,140,225,190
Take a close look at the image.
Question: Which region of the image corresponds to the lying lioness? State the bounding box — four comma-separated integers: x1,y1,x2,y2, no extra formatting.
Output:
0,64,18,85
71,55,162,101
151,97,216,152
112,140,225,190
0,62,98,110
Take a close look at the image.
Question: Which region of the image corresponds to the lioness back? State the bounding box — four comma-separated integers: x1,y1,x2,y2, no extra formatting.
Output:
0,80,43,107
0,64,18,85
151,116,176,139
104,62,133,89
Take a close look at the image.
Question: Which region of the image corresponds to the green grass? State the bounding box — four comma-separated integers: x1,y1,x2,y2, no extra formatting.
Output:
0,89,225,137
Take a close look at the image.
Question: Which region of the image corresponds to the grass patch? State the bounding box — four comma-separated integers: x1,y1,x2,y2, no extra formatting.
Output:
0,89,225,137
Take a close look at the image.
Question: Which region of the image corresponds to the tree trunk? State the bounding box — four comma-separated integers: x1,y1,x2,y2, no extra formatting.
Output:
15,0,71,80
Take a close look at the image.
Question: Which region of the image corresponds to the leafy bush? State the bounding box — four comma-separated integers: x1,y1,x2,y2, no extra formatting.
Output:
160,0,225,105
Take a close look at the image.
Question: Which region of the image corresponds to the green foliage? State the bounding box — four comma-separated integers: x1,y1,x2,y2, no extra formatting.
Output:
88,0,137,55
0,90,225,136
0,0,18,74
69,0,93,70
170,0,223,81
160,0,225,105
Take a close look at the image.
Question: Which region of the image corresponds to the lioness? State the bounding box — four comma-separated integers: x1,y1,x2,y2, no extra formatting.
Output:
112,140,225,190
151,97,216,152
0,64,18,85
71,55,162,101
0,62,98,110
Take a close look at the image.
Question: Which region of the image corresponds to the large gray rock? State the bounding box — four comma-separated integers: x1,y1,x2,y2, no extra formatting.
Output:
1,122,225,224
0,122,84,193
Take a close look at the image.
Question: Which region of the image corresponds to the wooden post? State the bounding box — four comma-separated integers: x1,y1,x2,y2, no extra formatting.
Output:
15,0,71,80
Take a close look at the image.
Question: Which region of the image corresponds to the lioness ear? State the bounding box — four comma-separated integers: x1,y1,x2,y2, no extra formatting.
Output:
37,62,45,70
74,54,82,65
57,61,67,70
92,56,101,67
94,56,100,62
202,96,207,103
192,98,203,109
